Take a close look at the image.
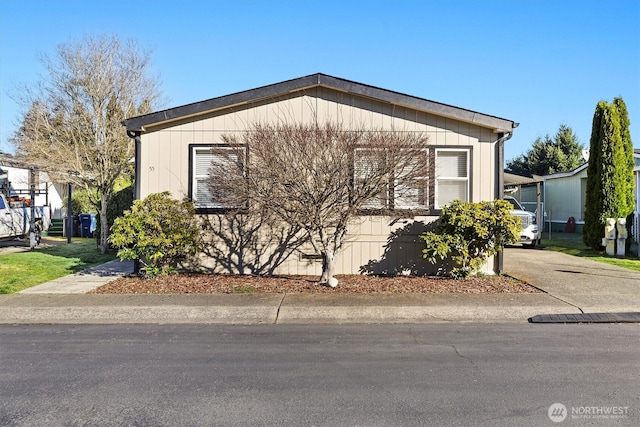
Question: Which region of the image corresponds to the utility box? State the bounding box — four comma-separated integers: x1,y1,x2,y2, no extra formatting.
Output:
63,215,80,237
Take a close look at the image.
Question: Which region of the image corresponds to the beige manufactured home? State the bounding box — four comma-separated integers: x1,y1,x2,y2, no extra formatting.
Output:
124,74,518,275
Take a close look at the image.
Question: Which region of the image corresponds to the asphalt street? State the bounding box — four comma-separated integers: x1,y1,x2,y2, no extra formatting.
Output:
1,323,639,426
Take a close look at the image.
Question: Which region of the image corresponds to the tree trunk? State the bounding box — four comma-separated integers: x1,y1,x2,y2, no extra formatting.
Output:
320,250,338,287
99,196,110,254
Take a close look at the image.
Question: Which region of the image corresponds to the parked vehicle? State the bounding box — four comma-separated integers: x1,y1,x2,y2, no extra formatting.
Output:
0,194,50,244
505,196,539,247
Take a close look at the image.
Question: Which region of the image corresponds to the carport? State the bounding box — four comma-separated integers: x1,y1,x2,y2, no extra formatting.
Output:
504,170,544,233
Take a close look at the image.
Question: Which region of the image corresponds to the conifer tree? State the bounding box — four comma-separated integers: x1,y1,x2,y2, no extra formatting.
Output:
583,98,634,250
507,124,584,175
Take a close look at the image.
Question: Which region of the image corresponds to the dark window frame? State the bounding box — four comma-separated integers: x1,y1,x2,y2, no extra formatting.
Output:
189,143,472,216
189,143,247,213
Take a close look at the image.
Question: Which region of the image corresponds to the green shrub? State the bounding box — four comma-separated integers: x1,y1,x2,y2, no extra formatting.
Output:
107,184,134,228
109,192,202,276
421,200,520,279
95,184,134,247
63,188,97,216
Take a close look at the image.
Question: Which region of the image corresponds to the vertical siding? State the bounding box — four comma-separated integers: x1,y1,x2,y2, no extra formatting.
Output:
157,132,171,195
139,88,503,274
169,131,185,198
545,170,587,222
474,138,496,202
140,132,157,198
636,171,640,213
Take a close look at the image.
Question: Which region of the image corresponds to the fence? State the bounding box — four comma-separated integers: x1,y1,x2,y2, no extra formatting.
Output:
633,211,639,245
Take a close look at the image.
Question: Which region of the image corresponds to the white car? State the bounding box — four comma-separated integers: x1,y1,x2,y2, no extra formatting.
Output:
505,196,539,247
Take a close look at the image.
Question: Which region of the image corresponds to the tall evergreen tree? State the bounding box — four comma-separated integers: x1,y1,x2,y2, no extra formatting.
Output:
583,98,635,250
613,97,635,215
556,124,586,167
507,124,584,175
583,102,605,249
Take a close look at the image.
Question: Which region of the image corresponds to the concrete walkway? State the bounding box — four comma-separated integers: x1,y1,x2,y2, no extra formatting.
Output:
19,259,135,294
0,248,638,324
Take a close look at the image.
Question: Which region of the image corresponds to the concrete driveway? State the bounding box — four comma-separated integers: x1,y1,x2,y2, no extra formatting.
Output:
504,246,640,313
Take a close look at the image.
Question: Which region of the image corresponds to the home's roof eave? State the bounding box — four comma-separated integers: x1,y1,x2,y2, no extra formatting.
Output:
124,73,518,134
543,152,640,179
543,163,589,180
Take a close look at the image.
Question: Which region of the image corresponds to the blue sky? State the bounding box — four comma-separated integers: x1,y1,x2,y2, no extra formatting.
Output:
1,0,638,162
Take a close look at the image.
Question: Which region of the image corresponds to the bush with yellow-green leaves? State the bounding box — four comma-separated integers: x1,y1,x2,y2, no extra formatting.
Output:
421,200,520,279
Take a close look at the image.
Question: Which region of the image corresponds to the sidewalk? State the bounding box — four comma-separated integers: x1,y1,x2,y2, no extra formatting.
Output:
18,259,135,294
0,249,638,324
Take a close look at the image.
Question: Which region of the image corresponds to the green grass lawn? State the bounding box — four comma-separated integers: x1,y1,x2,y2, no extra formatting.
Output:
0,238,116,294
540,233,640,272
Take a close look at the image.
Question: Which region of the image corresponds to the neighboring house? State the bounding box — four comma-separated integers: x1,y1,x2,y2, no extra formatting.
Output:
0,152,64,218
635,149,640,208
123,73,518,275
542,163,589,232
536,150,640,237
633,149,640,244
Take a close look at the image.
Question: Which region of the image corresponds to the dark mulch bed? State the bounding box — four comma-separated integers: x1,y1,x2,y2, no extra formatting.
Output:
92,273,540,294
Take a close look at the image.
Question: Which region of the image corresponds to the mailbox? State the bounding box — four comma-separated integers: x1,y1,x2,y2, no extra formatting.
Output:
605,218,616,239
603,218,616,256
616,218,628,239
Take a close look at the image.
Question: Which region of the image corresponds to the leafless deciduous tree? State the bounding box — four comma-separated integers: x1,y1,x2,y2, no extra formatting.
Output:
208,121,430,287
200,208,306,275
11,34,160,253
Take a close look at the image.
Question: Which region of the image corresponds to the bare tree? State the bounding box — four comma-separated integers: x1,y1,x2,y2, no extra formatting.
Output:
11,34,160,253
209,121,430,287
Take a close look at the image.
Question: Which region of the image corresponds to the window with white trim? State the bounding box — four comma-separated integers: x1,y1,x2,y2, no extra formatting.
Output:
435,148,469,209
191,145,244,209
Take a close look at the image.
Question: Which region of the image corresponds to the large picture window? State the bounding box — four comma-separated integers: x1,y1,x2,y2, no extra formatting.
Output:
394,149,428,209
191,144,468,212
435,148,469,209
353,148,387,209
191,145,244,209
353,148,429,210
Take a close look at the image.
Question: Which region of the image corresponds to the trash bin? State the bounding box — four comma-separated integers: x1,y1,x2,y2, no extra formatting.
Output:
62,216,80,237
79,214,94,238
90,214,97,236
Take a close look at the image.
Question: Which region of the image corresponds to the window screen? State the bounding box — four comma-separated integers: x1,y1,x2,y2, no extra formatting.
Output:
394,150,428,209
192,146,242,208
435,149,469,208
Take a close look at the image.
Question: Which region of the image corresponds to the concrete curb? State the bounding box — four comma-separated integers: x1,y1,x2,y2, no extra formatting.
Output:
0,293,576,325
3,248,638,325
276,293,577,324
